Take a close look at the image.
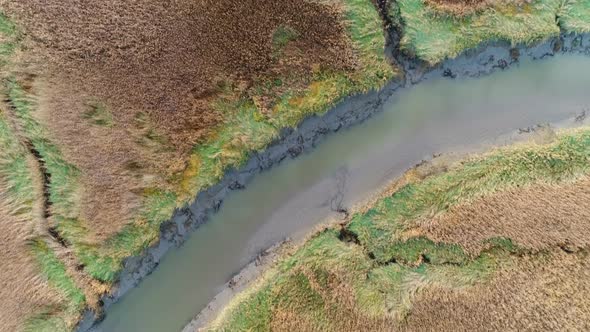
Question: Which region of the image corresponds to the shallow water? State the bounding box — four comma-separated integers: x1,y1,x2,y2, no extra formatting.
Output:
95,55,590,332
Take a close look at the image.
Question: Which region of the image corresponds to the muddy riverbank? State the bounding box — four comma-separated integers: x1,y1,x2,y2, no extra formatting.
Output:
183,112,590,331
80,32,590,332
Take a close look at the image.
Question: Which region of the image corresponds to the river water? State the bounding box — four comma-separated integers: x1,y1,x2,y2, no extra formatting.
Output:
95,54,590,332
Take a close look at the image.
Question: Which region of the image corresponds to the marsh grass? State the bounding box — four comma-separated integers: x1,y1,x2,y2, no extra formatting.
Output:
558,0,590,32
0,12,17,67
396,0,569,64
25,240,86,332
349,130,590,262
1,107,82,331
209,229,519,330
209,129,590,331
0,1,396,329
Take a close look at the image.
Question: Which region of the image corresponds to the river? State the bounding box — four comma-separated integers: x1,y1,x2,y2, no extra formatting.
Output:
94,54,590,332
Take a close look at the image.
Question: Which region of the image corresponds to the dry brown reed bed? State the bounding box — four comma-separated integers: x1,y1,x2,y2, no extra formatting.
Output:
404,249,590,331
0,0,355,240
0,187,62,332
415,176,590,255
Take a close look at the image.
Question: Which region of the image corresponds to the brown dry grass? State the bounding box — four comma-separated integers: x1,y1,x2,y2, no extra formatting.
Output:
404,249,590,331
1,0,356,240
414,176,590,255
425,0,529,16
0,183,62,332
270,267,396,332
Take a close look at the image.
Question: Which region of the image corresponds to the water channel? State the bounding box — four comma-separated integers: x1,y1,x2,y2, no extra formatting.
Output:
95,54,590,332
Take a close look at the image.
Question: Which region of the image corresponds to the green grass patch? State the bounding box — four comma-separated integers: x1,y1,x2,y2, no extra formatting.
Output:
349,130,590,262
24,311,69,332
211,229,373,331
344,0,396,89
25,240,86,332
396,0,568,64
360,246,513,318
0,12,18,67
558,0,590,33
216,284,274,332
386,236,468,265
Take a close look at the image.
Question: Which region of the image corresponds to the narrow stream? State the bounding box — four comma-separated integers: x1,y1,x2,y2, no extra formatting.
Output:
95,55,590,332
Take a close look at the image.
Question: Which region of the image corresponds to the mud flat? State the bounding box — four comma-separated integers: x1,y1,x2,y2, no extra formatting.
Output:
84,32,590,332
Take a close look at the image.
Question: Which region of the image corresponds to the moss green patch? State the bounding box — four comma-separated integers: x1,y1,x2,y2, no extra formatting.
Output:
215,284,273,332
1,101,81,331
387,236,468,265
31,240,86,309
209,129,590,330
396,0,567,64
0,12,18,67
358,249,510,319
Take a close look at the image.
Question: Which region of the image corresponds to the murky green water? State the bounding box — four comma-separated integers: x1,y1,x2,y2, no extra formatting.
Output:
95,55,590,332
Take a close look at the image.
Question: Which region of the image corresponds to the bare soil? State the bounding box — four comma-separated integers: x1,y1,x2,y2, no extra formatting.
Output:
1,0,356,239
